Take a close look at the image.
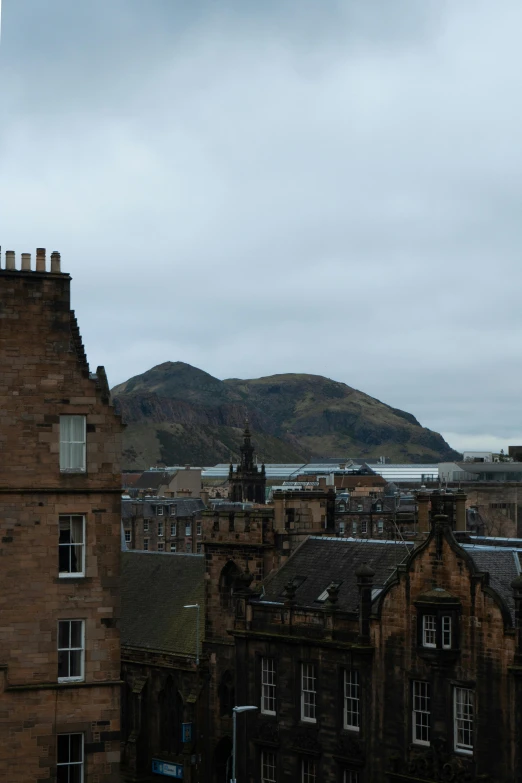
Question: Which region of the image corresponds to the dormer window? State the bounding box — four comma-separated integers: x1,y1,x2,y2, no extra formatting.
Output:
415,589,460,655
375,502,382,512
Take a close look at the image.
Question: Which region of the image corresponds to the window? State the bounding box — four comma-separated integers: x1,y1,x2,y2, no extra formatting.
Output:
301,663,316,723
339,521,345,535
197,521,202,537
170,522,177,536
170,505,176,516
261,750,276,783
344,772,359,783
352,521,357,535
343,670,360,731
124,529,131,544
442,616,452,649
58,620,84,682
158,521,164,537
57,733,84,783
412,681,430,745
357,504,363,512
59,515,85,576
454,687,474,753
261,658,276,715
59,416,86,473
377,519,384,533
196,543,202,553
170,543,176,553
375,502,382,512
361,520,368,535
185,521,192,536
158,543,164,551
157,506,164,516
143,539,149,551
185,541,191,552
422,615,437,647
143,519,149,532
302,758,316,783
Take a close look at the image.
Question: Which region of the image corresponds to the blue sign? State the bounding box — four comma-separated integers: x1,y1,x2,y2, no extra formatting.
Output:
181,722,193,743
152,759,183,779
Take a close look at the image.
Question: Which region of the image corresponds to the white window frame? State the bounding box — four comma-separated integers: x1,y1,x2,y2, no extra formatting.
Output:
124,529,131,544
57,620,85,683
57,733,84,783
361,520,368,535
261,750,276,783
261,658,276,715
422,614,437,648
59,415,86,473
343,670,360,731
170,505,176,516
352,521,357,535
143,519,149,532
357,504,363,512
412,681,430,746
301,663,317,723
454,687,474,754
158,542,164,551
197,521,202,537
377,519,384,533
185,521,192,536
442,615,452,649
301,757,316,783
170,522,177,537
375,503,382,512
339,521,345,535
170,542,177,553
58,515,85,578
158,521,164,537
157,506,164,516
143,539,149,551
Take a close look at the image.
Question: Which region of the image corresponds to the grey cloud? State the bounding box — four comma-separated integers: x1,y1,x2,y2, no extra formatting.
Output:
1,0,522,452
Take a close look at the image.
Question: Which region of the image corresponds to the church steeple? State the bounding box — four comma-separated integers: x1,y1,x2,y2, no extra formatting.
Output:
228,418,266,504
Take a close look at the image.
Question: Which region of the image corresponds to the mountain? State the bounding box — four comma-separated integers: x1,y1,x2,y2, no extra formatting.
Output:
111,361,460,469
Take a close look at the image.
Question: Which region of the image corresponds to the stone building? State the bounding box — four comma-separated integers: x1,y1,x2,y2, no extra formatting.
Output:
129,467,202,499
0,249,122,782
122,496,205,553
229,423,266,504
120,552,207,783
230,510,522,783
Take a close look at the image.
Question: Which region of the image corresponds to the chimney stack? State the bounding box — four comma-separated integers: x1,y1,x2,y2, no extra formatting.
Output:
5,250,15,270
21,253,31,271
36,248,46,272
50,251,61,273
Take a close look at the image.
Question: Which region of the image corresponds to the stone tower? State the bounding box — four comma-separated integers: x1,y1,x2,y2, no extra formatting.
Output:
228,422,266,504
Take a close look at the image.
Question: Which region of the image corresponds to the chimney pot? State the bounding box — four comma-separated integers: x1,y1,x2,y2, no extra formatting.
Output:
21,253,31,271
5,251,15,270
36,248,46,272
50,251,61,273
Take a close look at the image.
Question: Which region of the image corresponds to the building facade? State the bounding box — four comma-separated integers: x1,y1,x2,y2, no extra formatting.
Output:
122,496,205,553
0,249,122,782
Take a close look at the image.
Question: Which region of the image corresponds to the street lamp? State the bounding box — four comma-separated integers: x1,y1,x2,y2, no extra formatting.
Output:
183,603,200,665
231,705,258,783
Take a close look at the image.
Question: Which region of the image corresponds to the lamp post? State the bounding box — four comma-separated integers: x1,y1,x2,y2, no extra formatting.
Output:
183,603,200,665
231,705,258,783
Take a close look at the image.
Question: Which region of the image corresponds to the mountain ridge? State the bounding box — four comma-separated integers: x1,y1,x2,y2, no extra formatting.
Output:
112,361,460,468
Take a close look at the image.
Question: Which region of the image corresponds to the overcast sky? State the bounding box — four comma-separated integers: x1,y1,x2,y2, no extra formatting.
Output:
1,0,522,453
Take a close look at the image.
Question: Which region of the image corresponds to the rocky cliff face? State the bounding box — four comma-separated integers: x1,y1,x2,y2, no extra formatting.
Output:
112,362,460,469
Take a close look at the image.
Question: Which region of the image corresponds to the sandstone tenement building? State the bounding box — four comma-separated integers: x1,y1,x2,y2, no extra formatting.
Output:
0,249,122,782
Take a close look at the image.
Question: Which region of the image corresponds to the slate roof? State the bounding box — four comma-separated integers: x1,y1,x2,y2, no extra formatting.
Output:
463,545,521,621
121,551,205,657
121,497,205,520
261,537,413,612
132,470,177,489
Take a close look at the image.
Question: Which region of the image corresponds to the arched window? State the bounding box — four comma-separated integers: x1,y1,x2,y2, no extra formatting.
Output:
219,670,235,717
219,561,241,610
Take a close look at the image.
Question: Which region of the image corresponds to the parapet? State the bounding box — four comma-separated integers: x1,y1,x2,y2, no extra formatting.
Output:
0,248,63,274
